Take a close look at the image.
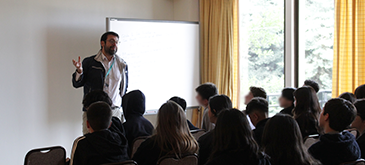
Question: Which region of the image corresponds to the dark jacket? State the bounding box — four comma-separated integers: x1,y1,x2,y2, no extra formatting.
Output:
187,120,198,130
295,113,319,139
122,90,154,150
279,105,294,116
110,116,126,137
357,133,365,158
253,118,269,146
309,131,361,165
70,129,129,165
132,136,166,165
205,150,271,165
198,130,214,165
72,52,128,111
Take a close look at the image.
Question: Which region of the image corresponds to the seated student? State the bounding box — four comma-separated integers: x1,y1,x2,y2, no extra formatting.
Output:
293,86,321,139
198,95,232,165
82,90,125,135
309,98,361,165
205,109,270,165
278,87,296,116
195,83,218,132
70,102,129,165
170,96,198,130
245,97,269,146
355,84,365,99
351,99,365,158
339,92,356,103
132,101,198,165
122,90,154,151
244,86,267,105
262,114,320,165
303,79,320,93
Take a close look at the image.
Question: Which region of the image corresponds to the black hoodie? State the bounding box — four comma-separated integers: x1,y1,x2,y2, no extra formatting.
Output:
70,129,129,165
309,131,361,165
122,90,154,150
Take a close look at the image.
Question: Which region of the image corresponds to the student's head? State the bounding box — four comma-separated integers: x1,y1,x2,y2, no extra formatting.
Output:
355,84,365,99
169,96,187,111
279,87,295,108
100,31,119,56
303,80,320,93
208,95,232,124
244,86,267,105
155,101,199,156
122,90,146,119
262,114,319,165
320,98,356,133
86,102,112,133
339,92,356,103
293,86,321,118
83,90,112,110
245,97,268,126
195,83,218,107
351,99,365,134
211,109,261,161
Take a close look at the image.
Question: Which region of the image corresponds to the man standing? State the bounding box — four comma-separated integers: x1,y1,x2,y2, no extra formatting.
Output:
72,32,128,134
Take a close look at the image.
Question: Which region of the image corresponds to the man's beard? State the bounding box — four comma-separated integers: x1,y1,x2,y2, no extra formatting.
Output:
106,46,117,55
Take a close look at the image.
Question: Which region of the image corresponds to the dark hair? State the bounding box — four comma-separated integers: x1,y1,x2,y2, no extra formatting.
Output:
339,92,356,103
208,95,232,117
262,114,320,165
293,86,321,118
195,83,218,100
304,80,320,93
355,99,365,120
169,96,187,111
87,102,112,131
82,90,112,109
249,86,267,99
355,84,365,99
323,98,357,132
245,97,268,115
210,109,261,162
100,31,119,49
281,87,296,102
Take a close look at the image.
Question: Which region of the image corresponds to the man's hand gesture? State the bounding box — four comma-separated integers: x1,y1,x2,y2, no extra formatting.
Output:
72,56,83,73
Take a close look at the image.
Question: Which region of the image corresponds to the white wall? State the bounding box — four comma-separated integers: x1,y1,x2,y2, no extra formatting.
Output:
0,0,197,164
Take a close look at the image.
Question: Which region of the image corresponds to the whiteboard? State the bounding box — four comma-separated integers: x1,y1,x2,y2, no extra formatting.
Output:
107,18,200,112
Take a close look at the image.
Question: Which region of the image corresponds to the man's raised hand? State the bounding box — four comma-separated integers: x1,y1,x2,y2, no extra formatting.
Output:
72,56,83,73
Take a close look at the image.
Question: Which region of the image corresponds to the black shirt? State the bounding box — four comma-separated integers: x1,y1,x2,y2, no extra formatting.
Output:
357,133,365,158
253,118,269,146
197,130,214,165
295,113,319,139
206,150,271,165
279,105,294,116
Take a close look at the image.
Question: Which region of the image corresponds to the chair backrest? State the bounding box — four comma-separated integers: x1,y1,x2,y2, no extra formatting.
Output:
131,136,148,158
102,160,138,165
24,146,66,165
157,154,198,165
341,159,365,165
304,134,320,148
190,129,205,140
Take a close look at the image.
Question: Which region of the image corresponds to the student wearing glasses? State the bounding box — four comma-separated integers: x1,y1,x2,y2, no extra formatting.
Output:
71,31,128,134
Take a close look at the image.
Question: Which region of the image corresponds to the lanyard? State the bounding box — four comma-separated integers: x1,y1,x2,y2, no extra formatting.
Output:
105,58,115,78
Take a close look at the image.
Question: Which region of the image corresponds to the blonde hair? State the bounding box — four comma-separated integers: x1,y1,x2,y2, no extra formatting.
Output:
154,101,199,158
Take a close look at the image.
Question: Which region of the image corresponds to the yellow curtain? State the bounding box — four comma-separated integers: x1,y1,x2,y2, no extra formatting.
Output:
332,0,365,97
199,0,239,107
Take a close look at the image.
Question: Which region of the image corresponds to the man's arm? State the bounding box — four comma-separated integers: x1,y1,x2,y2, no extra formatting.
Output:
72,57,87,88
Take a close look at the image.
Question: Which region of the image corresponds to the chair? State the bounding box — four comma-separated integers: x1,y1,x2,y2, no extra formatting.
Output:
341,159,365,165
157,154,198,165
190,129,205,140
304,134,320,148
102,160,138,165
130,136,148,158
24,146,66,165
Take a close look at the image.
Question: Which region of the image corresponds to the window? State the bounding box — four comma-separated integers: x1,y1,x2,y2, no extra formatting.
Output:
239,0,285,116
298,0,334,107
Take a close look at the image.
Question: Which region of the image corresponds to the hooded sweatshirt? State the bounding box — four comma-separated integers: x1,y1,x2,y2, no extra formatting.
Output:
122,90,154,149
70,129,129,165
309,131,361,165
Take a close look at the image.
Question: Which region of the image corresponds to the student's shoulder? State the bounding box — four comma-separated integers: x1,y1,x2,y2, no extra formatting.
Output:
198,130,213,143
